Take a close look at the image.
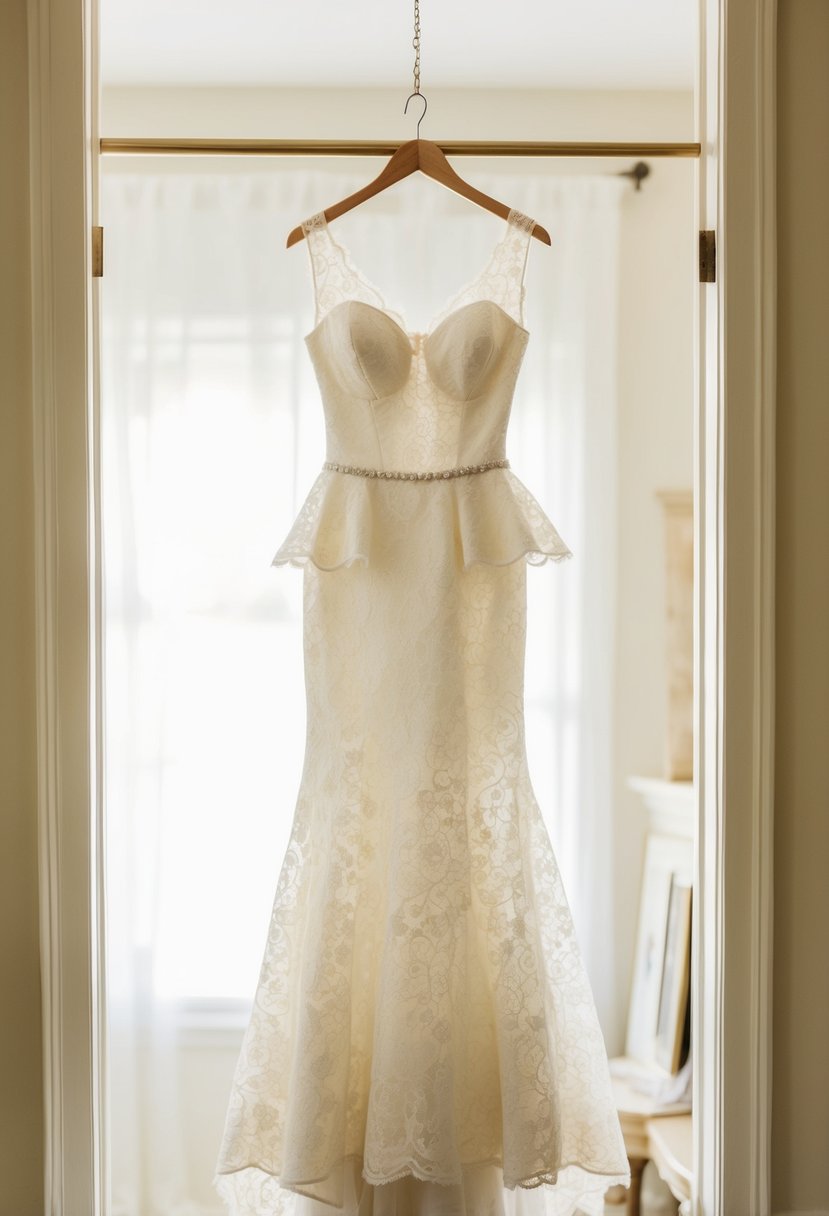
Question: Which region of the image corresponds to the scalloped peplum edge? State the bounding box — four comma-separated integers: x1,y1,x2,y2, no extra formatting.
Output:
270,466,574,573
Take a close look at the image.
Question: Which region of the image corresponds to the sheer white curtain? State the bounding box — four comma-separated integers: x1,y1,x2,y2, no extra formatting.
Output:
100,161,625,1215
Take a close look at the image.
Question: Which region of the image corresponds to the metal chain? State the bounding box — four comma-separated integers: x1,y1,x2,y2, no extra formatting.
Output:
403,0,426,136
412,0,421,95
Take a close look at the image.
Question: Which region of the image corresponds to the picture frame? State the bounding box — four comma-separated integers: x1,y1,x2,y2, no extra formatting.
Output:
655,873,693,1073
625,832,693,1071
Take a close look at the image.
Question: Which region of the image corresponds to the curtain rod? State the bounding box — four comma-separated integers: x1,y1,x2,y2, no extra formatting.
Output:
100,138,700,158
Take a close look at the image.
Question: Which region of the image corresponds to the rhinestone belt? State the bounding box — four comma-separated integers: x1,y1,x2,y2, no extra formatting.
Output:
322,458,509,481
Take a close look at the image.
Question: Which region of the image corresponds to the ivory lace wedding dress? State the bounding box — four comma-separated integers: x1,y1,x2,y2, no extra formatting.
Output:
214,209,631,1216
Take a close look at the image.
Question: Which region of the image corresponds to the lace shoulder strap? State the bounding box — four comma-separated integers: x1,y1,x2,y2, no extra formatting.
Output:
301,211,392,327
485,208,536,327
427,208,537,332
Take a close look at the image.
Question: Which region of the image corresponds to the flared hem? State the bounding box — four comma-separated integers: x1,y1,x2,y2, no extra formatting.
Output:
214,1152,632,1216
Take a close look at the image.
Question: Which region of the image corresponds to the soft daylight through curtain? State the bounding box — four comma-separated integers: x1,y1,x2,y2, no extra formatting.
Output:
99,162,625,1215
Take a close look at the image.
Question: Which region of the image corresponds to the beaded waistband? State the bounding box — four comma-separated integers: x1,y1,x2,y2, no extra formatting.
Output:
323,458,509,481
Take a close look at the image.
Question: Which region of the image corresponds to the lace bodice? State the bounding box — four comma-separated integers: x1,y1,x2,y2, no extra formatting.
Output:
271,209,573,571
302,209,535,472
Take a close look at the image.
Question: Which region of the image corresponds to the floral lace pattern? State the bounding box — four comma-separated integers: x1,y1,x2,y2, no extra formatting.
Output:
302,210,400,330
302,207,533,335
214,549,629,1215
214,208,630,1216
428,209,535,333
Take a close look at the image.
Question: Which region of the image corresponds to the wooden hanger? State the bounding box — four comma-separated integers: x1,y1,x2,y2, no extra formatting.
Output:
286,96,552,249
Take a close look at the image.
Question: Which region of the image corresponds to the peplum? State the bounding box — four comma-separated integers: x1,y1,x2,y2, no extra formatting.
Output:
271,464,572,572
214,208,630,1216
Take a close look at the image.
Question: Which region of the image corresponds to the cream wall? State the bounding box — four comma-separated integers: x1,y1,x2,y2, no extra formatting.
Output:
0,1,43,1213
102,83,693,147
773,2,829,1212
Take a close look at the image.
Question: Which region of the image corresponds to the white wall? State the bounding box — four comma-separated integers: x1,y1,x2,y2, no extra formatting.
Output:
102,84,693,148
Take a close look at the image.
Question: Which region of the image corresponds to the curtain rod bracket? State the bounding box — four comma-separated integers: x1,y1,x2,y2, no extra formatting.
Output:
618,160,651,191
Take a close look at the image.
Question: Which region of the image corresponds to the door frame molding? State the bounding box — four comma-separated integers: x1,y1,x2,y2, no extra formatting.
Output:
28,0,106,1210
692,1,777,1212
28,0,777,1211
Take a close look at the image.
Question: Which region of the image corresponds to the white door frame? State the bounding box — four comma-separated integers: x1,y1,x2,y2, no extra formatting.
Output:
692,1,777,1213
28,0,106,1210
27,0,777,1212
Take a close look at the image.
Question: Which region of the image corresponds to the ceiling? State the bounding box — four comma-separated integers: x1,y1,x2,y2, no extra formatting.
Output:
100,0,695,90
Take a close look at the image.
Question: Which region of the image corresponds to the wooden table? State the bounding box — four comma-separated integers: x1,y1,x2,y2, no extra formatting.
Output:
645,1114,692,1215
605,1058,693,1215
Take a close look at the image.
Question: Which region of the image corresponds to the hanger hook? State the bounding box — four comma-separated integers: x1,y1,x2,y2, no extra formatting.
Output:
403,91,428,139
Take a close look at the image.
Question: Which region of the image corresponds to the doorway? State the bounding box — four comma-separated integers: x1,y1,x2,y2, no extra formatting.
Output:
25,2,773,1216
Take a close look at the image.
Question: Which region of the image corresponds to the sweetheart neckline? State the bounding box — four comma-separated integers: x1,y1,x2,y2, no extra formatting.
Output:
304,210,531,345
304,296,530,347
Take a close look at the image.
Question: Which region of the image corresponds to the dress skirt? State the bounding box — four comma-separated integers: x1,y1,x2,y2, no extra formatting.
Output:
213,476,631,1216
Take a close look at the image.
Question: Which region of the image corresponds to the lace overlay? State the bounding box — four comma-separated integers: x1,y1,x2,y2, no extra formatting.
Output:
428,208,535,333
302,210,405,331
214,208,630,1216
302,206,533,335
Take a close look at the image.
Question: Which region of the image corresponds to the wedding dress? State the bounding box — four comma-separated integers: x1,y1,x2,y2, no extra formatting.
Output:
213,208,631,1216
